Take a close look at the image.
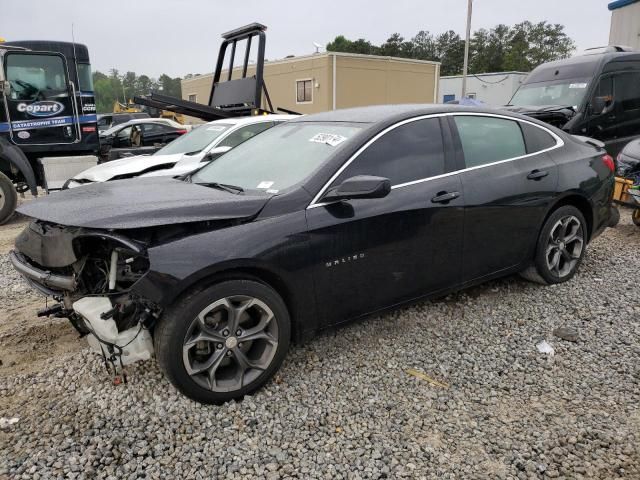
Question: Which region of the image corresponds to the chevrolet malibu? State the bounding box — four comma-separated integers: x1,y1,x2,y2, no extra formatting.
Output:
10,105,615,404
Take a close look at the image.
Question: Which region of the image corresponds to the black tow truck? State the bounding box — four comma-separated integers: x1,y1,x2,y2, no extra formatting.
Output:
0,40,99,223
505,46,640,157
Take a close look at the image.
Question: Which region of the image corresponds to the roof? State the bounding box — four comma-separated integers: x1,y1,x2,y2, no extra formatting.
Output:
608,0,640,10
440,71,529,79
204,114,298,126
288,104,527,125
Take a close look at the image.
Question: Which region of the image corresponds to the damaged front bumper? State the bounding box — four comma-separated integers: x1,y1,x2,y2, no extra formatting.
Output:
9,250,76,292
10,221,158,373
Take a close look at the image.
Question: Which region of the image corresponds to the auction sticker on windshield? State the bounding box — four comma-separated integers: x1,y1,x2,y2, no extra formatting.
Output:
309,133,347,147
569,83,588,89
257,181,275,189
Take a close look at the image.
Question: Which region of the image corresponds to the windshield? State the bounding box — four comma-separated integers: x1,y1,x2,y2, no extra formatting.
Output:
6,53,68,101
509,78,590,108
101,123,129,136
154,123,232,156
191,122,364,192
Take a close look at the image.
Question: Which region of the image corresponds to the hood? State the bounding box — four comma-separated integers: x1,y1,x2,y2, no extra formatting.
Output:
18,177,271,229
74,153,185,182
502,105,574,128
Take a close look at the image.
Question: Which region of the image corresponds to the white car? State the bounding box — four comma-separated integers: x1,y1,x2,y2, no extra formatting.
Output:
67,115,296,187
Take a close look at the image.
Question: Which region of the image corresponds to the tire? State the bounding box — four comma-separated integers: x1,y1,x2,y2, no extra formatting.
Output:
633,209,640,227
154,279,291,404
520,205,587,285
0,172,18,225
608,206,620,228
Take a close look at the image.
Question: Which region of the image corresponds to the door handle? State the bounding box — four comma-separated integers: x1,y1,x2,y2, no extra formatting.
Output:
431,191,460,204
527,169,549,180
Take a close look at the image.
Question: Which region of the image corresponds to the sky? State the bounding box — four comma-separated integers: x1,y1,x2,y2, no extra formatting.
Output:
0,0,613,78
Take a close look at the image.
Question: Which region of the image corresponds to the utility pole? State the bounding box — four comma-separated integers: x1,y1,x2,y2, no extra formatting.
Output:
461,0,473,99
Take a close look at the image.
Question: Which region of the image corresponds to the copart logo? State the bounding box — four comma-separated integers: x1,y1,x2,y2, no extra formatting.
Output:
17,101,64,117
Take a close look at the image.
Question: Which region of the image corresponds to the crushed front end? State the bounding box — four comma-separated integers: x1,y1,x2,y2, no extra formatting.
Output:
10,220,157,380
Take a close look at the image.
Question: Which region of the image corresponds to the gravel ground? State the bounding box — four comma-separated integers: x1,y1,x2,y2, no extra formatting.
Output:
1,210,639,479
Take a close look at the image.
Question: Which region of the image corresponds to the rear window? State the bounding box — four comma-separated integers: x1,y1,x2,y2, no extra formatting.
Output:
521,123,558,153
454,116,526,168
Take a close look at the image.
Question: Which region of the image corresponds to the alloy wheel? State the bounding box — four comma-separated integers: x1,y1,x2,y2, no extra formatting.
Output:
0,184,6,211
182,295,279,392
545,215,584,278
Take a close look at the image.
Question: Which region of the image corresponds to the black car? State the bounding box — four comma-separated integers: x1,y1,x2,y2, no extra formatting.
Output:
98,119,189,161
10,105,615,404
97,112,150,132
616,137,640,179
505,46,640,157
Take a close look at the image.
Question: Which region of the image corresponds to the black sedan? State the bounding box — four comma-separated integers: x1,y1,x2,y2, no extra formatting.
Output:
98,118,190,161
11,105,615,404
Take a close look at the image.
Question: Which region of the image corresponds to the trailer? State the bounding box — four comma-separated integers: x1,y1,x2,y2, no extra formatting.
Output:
134,23,297,121
0,40,99,223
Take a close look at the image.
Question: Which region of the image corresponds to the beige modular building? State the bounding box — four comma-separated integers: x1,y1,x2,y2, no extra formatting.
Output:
609,0,640,50
181,52,440,123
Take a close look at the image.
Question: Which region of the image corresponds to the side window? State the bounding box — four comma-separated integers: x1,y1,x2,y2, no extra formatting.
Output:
614,72,640,112
454,116,526,168
333,118,445,186
218,122,274,149
520,122,557,153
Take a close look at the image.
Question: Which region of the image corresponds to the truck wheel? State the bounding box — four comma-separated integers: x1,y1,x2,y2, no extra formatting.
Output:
0,172,18,225
154,279,291,404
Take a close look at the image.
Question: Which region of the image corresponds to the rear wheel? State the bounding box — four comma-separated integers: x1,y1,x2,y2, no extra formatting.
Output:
520,205,587,285
155,279,290,404
0,172,17,225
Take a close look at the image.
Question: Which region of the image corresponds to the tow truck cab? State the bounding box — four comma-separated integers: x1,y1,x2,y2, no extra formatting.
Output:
505,46,640,157
0,40,99,222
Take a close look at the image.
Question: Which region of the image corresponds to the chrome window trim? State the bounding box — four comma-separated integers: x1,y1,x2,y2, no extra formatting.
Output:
307,112,564,209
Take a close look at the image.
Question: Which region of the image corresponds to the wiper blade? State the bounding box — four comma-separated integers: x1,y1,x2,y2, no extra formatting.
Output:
195,182,244,194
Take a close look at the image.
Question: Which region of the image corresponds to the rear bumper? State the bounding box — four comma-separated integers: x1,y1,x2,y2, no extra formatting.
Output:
9,250,76,291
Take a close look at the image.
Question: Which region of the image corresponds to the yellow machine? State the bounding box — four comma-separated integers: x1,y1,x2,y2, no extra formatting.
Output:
114,100,185,124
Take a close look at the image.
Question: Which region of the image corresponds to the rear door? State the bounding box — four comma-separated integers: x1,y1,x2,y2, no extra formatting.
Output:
3,51,79,145
452,114,560,283
306,117,465,326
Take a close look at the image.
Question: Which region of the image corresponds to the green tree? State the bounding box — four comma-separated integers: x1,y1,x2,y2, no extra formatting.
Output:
411,30,438,61
436,30,465,75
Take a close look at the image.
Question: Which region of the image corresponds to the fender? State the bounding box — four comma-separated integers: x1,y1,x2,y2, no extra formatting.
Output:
0,137,38,196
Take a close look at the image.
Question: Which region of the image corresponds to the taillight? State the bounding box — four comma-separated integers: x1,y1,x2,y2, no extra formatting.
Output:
176,129,188,135
82,126,96,133
602,154,615,173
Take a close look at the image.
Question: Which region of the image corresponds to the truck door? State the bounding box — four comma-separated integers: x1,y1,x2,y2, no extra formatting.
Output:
2,52,80,145
587,71,640,157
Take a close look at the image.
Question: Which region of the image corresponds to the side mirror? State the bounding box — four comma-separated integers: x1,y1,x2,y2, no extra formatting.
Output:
323,175,391,202
591,96,614,115
203,145,232,162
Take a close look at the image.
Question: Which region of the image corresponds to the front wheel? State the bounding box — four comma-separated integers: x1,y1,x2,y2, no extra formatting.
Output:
520,205,587,285
155,279,291,404
0,172,18,225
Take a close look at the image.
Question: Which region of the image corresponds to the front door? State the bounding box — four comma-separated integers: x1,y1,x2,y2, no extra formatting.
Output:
587,71,640,157
3,52,79,145
306,117,464,326
451,114,560,283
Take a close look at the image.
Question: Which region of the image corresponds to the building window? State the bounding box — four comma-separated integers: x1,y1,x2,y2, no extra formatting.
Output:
188,94,197,102
467,92,477,99
296,79,313,103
